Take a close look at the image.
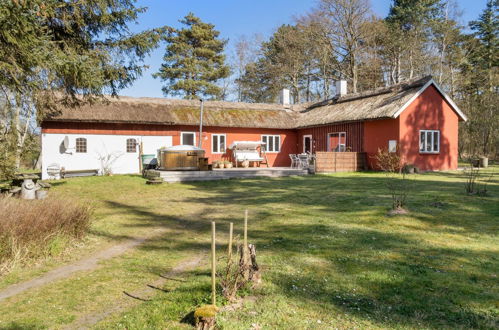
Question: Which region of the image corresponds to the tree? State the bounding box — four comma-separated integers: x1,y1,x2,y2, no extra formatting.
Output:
236,25,311,104
231,34,263,101
318,0,372,93
263,24,311,103
0,0,164,175
237,20,337,103
460,0,498,157
469,0,498,92
237,59,279,103
296,14,339,100
154,13,230,99
385,0,443,83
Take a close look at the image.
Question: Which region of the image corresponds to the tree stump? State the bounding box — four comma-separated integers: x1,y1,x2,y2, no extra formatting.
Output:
194,305,218,330
239,243,261,285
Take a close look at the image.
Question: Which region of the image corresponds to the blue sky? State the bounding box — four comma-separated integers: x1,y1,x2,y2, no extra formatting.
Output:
120,0,488,98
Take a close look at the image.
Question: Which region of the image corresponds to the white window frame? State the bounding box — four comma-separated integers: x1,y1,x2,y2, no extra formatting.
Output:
211,134,226,154
261,135,281,153
419,130,440,153
303,135,312,153
181,132,196,146
327,132,346,152
388,140,397,153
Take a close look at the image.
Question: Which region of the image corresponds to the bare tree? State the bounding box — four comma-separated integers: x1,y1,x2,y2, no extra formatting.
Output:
232,34,263,101
296,12,338,99
318,0,372,93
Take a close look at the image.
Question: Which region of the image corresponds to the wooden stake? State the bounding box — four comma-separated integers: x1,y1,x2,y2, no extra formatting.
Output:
243,210,248,255
211,221,216,306
243,210,249,280
228,222,233,257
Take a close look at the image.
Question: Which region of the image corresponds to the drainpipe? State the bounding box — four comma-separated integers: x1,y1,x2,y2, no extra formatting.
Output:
198,99,204,149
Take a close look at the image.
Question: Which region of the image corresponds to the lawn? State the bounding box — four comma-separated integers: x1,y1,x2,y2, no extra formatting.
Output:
0,169,497,329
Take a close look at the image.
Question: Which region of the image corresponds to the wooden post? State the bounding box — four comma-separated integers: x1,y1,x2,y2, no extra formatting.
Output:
228,222,233,257
211,221,216,306
243,210,249,280
139,141,144,174
243,210,248,256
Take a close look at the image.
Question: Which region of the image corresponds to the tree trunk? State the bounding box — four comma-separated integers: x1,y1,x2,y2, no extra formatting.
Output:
351,52,358,94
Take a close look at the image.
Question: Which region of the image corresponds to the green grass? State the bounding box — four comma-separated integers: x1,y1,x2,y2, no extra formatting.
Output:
0,169,497,329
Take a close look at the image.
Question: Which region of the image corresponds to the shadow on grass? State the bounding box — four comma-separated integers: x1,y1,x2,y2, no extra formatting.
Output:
255,224,498,329
85,172,498,329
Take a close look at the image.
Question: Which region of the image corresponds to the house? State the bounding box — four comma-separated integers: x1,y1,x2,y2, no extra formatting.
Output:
40,76,467,179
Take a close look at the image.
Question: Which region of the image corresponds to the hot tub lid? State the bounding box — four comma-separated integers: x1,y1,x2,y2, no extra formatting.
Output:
161,145,204,151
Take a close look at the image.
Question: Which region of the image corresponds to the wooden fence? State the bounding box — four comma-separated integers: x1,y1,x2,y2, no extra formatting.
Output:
315,152,367,173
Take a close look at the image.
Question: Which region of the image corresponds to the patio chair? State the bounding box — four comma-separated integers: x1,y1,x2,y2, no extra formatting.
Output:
298,154,310,169
289,154,298,168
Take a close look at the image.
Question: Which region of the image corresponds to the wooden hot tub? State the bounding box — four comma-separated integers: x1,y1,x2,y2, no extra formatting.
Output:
158,145,205,171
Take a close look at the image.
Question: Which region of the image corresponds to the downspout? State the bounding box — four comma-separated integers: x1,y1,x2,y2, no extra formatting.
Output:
198,99,204,149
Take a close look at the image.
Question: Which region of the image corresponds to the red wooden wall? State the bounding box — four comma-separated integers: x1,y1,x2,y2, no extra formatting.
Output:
398,85,459,171
297,122,364,154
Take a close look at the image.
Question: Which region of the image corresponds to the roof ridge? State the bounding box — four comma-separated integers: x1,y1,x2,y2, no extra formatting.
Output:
111,95,292,111
303,75,432,112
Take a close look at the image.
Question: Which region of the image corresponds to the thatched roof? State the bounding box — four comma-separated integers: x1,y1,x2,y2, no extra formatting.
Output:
296,76,433,128
44,76,464,129
45,97,299,129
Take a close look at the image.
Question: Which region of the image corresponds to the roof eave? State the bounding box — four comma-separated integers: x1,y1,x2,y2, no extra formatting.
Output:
41,119,293,130
392,79,468,122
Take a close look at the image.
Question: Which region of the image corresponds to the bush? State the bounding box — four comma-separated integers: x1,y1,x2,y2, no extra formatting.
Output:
373,148,411,211
0,197,93,274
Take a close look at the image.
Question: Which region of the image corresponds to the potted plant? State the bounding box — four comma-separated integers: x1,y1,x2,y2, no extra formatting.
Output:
212,160,219,168
224,160,233,169
218,160,225,169
242,159,250,168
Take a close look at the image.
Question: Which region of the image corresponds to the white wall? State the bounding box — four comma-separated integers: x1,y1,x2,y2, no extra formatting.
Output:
41,133,172,179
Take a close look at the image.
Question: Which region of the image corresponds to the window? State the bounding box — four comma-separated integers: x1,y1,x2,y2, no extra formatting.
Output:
212,134,226,153
327,132,346,152
420,130,440,153
388,140,397,153
75,138,87,153
181,132,196,146
126,138,137,153
262,135,280,152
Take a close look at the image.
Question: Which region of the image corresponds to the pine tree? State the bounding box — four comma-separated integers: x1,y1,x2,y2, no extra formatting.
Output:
237,59,279,103
385,0,443,82
461,0,498,157
469,0,498,91
154,13,230,99
0,0,165,175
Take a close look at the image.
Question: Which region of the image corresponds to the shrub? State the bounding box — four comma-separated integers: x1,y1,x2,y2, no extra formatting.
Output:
373,147,402,172
463,163,495,196
218,243,248,302
0,197,93,274
373,148,411,211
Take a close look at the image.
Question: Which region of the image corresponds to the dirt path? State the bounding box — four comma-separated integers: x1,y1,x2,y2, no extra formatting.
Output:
66,254,205,329
0,228,166,302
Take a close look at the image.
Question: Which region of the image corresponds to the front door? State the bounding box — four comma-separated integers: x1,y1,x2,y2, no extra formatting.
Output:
303,135,312,154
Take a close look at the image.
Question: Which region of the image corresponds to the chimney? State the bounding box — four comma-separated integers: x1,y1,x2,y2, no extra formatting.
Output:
280,88,290,106
335,80,347,97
